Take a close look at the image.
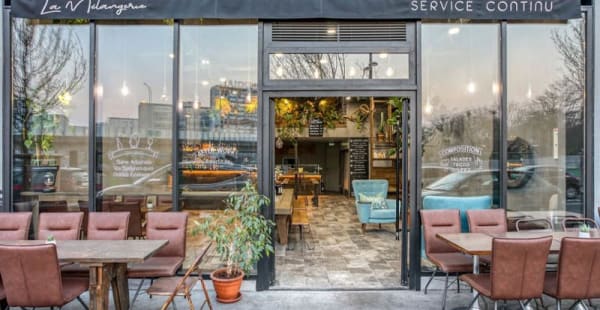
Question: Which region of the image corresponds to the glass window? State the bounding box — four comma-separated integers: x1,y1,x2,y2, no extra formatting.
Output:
507,19,585,222
95,23,174,235
421,23,501,205
11,19,90,224
269,53,409,80
179,23,258,270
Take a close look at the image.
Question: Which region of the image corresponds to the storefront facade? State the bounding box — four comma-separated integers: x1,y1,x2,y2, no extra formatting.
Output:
0,0,596,291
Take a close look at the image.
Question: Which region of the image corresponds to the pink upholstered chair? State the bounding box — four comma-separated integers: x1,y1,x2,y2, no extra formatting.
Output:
420,209,473,310
544,237,600,310
128,212,188,305
460,236,552,309
37,212,84,240
0,212,32,240
87,212,130,240
0,244,88,309
466,209,507,234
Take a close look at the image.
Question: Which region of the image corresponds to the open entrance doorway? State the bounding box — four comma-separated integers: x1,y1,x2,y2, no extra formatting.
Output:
268,94,412,289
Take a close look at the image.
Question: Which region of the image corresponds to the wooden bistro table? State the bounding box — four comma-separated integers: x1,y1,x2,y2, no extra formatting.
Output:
275,188,294,245
436,231,587,309
0,239,167,310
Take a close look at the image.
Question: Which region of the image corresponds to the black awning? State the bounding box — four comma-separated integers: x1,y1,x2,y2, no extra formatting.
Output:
10,0,581,20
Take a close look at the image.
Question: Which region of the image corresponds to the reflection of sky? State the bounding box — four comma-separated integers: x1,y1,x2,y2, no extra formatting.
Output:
422,22,576,125
96,25,174,123
180,25,257,107
422,23,500,124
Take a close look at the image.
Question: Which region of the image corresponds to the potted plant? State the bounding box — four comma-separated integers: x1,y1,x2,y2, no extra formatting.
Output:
579,224,591,238
193,181,274,303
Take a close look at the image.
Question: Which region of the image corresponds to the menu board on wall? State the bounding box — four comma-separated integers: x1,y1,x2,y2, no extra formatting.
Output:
308,118,324,137
349,138,369,188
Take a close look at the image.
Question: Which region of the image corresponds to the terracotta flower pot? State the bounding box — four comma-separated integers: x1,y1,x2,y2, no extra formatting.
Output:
211,268,244,303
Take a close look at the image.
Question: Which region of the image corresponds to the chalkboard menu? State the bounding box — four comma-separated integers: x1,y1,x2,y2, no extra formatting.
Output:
349,138,369,185
308,118,324,137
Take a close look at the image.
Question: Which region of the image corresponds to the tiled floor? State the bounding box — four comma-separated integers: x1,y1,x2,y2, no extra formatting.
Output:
273,194,404,289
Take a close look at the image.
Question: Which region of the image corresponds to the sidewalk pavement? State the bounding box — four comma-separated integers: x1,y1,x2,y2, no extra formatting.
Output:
62,279,585,309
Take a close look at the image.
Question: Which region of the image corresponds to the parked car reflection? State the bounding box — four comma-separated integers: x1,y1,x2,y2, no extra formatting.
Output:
422,169,560,210
511,165,581,200
97,161,257,209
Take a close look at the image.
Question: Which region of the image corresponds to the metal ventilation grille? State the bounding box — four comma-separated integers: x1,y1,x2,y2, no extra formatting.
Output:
271,22,407,42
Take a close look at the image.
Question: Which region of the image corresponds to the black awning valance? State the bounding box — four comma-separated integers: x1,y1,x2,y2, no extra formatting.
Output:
10,0,582,20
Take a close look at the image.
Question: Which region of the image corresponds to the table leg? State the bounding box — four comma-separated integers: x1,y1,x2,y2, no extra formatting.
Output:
276,215,289,245
471,255,480,310
89,264,112,310
111,263,130,310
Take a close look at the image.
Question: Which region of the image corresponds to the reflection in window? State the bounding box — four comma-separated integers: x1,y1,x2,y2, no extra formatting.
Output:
11,19,90,214
507,20,585,218
269,53,409,80
421,23,500,203
95,24,174,233
179,24,258,270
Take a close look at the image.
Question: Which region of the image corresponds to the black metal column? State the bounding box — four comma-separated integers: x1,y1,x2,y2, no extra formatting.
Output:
172,21,180,212
2,9,12,212
88,21,97,212
500,21,508,211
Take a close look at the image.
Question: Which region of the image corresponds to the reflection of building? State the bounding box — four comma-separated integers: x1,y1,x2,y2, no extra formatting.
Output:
139,102,172,138
105,117,138,137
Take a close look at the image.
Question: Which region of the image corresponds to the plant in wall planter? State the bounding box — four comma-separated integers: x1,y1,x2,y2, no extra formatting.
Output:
193,181,274,303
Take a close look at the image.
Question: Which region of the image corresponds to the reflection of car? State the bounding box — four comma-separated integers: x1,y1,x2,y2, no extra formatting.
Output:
421,166,457,188
56,167,89,192
422,169,560,210
97,162,257,208
512,165,581,200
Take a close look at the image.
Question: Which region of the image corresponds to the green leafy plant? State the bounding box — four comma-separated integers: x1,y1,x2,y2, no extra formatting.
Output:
580,224,591,233
192,182,274,278
346,104,370,131
46,234,56,243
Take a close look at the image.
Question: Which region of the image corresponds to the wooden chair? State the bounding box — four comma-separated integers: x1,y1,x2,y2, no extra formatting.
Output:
147,242,213,310
515,218,553,232
38,200,69,213
156,195,173,211
288,196,314,251
77,200,90,238
108,201,144,239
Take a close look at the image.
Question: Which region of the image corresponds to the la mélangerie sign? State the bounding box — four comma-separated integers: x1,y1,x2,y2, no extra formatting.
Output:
11,0,580,20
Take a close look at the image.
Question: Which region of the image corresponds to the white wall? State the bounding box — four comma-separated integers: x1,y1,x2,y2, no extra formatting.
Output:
595,2,600,222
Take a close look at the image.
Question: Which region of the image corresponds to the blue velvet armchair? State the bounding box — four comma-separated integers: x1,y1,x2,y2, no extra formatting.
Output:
352,179,399,233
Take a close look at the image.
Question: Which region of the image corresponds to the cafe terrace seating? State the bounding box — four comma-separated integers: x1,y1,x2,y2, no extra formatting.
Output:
561,218,598,231
37,212,84,240
87,212,130,240
108,201,145,239
420,209,472,310
62,212,131,278
0,244,89,309
352,179,398,233
466,209,507,234
147,242,213,310
129,212,188,305
543,237,600,310
0,212,32,240
423,195,492,232
0,212,32,309
460,236,552,309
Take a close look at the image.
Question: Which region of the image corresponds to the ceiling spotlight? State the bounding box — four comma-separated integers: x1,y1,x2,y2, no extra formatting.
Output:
168,53,175,59
386,67,394,77
326,28,336,35
120,81,130,96
448,27,460,35
201,80,209,86
467,81,476,94
379,53,389,59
